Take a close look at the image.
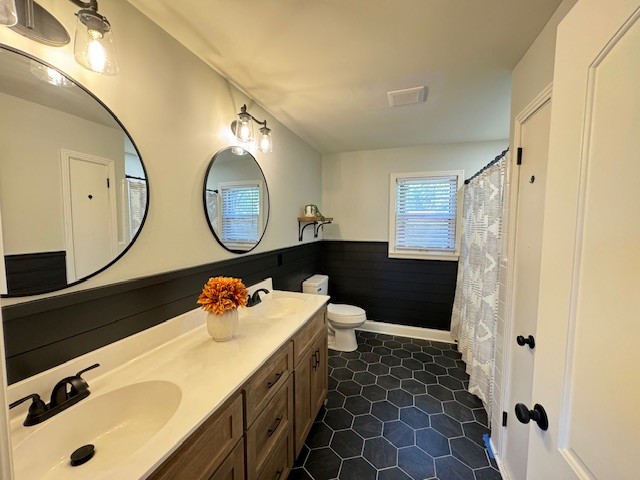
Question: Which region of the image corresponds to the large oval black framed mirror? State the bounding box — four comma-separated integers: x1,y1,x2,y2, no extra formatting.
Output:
0,46,149,296
203,147,269,253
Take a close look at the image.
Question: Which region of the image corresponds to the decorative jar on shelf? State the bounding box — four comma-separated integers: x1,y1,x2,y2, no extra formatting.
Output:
197,276,248,342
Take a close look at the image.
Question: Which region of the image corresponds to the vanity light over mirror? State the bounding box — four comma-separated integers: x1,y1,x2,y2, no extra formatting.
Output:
203,147,269,254
0,47,149,296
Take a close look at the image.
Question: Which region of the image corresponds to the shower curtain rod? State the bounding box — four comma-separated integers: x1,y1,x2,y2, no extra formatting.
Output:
464,149,509,185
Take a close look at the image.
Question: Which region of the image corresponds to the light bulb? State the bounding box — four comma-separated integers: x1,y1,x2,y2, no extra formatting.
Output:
30,61,73,87
239,122,252,141
86,34,107,73
47,68,65,85
257,126,273,153
259,133,271,152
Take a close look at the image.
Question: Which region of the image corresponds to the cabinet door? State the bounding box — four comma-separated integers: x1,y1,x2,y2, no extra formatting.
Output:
294,331,328,456
208,440,245,480
148,395,243,480
294,346,313,456
310,332,328,416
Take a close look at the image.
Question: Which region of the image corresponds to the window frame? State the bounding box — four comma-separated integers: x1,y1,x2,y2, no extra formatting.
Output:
218,180,265,251
388,170,464,261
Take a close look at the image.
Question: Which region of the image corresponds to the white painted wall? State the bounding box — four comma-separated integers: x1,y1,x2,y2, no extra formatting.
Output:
509,0,579,133
321,141,508,241
0,0,322,306
491,0,578,462
0,92,125,255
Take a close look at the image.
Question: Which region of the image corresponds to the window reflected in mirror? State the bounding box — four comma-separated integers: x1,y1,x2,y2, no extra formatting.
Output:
203,147,269,253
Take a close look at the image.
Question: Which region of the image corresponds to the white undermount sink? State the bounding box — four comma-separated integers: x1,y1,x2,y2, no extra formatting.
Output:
257,296,306,319
12,380,182,480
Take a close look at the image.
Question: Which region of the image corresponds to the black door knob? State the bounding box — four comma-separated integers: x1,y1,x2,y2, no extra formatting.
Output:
516,335,535,349
515,403,549,431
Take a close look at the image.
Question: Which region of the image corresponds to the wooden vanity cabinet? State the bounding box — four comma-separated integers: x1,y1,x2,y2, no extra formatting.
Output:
148,305,327,480
293,310,328,456
147,394,243,480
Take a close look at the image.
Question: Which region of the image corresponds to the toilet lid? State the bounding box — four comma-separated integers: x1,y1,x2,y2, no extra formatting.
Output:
328,303,366,324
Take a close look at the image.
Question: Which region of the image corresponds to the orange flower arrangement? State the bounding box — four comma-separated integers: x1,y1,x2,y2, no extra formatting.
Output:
197,276,248,314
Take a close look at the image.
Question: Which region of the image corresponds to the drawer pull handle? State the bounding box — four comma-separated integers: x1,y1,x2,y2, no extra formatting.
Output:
312,351,318,371
315,348,321,368
266,372,283,389
275,468,284,479
267,416,283,437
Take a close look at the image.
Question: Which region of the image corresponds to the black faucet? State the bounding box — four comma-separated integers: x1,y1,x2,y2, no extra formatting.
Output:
9,363,100,426
247,288,270,307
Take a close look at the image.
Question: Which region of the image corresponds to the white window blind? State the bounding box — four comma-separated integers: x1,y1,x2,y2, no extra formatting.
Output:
220,183,261,246
126,177,147,241
395,175,459,252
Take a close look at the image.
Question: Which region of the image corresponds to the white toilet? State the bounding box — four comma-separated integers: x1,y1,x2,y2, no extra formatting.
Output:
302,274,366,352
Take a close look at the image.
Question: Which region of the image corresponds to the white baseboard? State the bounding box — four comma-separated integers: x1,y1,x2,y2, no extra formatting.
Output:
357,320,454,344
490,437,509,480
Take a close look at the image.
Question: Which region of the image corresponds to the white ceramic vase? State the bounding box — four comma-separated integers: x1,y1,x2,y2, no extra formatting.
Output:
206,309,239,341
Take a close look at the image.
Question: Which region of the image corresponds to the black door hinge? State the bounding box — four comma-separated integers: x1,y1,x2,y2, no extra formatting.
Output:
502,411,508,427
107,178,110,188
517,147,523,165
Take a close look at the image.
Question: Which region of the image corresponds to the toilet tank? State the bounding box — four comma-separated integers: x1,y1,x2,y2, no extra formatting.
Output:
302,274,328,295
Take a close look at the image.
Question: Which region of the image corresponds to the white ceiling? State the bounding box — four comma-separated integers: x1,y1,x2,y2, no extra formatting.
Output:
126,0,563,154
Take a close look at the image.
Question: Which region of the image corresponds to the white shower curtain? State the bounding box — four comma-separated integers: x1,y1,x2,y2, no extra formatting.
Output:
450,152,507,412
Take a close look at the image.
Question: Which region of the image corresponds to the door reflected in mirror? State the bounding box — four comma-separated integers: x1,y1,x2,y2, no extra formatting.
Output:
0,47,149,296
203,147,269,253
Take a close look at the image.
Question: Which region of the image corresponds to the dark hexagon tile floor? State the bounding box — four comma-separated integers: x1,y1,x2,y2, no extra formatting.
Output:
288,331,502,480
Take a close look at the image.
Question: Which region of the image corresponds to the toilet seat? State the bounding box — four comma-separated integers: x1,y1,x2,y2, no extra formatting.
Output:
328,304,366,325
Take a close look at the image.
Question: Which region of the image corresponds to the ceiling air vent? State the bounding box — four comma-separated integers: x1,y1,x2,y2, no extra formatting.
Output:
387,86,426,107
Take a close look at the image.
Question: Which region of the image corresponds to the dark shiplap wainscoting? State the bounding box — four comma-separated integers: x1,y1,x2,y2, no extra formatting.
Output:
321,241,457,331
2,243,321,384
4,251,67,295
3,241,458,384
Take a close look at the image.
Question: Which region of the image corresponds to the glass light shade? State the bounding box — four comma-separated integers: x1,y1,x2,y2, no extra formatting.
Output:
73,10,119,75
0,0,18,26
257,126,273,153
29,61,73,87
235,111,254,143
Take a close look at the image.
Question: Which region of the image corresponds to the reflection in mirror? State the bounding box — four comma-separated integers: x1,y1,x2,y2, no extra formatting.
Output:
0,47,149,296
203,147,269,253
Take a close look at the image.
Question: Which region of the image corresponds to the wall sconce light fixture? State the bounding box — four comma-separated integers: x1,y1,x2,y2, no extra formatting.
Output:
2,0,118,75
231,104,273,153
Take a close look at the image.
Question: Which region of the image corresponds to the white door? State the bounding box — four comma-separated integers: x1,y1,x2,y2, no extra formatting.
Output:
62,151,116,281
503,97,551,480
527,0,640,478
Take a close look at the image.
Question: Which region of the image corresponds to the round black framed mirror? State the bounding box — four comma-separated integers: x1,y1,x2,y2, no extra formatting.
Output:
0,46,150,296
203,147,269,253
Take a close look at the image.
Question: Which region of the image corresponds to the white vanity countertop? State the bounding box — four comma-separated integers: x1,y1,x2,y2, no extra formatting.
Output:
7,286,329,480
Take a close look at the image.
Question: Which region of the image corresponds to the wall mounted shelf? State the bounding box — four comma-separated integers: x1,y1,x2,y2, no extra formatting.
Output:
298,216,333,241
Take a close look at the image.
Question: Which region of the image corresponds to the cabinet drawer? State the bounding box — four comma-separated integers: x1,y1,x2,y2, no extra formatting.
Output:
292,308,326,367
148,394,243,480
244,341,293,424
208,439,245,480
246,376,294,480
257,425,294,480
